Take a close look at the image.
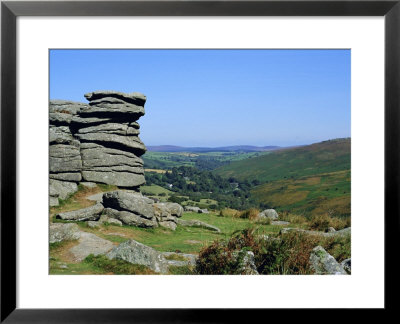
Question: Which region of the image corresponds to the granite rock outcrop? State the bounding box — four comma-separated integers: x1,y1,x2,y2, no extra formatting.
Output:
49,91,147,206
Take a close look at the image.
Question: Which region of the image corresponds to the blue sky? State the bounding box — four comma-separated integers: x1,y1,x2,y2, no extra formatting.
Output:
50,49,350,147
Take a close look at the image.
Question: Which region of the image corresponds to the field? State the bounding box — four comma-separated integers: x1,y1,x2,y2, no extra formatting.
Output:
142,150,268,171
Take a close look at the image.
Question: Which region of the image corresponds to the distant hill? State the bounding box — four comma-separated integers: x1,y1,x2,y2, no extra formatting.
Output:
215,138,351,217
147,145,281,153
214,138,351,182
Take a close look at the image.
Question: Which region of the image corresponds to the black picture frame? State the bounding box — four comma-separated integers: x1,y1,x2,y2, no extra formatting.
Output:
1,0,399,322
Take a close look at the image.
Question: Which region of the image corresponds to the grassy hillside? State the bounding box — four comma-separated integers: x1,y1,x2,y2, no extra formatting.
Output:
251,170,350,217
215,138,350,182
215,138,351,217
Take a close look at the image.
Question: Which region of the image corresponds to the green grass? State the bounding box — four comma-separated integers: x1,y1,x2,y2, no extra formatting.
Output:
50,255,156,275
164,254,188,261
168,265,196,275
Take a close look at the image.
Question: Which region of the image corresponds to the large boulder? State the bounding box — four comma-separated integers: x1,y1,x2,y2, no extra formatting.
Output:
107,240,169,274
49,223,81,243
162,202,184,217
102,191,154,219
49,179,78,201
258,209,279,220
309,246,347,275
55,203,104,221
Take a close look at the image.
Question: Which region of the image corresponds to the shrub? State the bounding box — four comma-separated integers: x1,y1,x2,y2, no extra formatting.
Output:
279,211,308,225
309,214,331,231
168,195,185,204
321,235,351,262
196,240,236,274
168,265,196,275
239,208,260,220
219,208,240,218
309,214,351,231
196,228,328,275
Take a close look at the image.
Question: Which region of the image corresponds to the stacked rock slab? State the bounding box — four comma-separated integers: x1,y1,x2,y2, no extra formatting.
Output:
49,100,87,206
49,91,148,206
73,91,147,189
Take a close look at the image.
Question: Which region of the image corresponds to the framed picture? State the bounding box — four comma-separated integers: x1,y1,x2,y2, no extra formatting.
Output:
1,0,398,321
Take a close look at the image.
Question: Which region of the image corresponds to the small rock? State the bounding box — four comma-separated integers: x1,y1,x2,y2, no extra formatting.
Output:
162,252,197,267
80,182,97,188
234,250,259,275
98,215,123,226
87,221,100,228
86,193,104,203
257,209,279,220
158,221,177,231
49,179,78,201
50,196,59,207
271,221,290,225
341,258,351,274
326,227,336,233
184,206,200,213
50,223,81,243
176,219,220,232
107,240,168,274
198,209,209,214
309,246,347,275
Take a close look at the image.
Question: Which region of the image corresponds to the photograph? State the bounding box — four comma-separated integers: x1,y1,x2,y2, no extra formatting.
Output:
49,49,351,275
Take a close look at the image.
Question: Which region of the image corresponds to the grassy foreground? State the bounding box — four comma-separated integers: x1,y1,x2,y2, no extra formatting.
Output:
50,184,350,275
